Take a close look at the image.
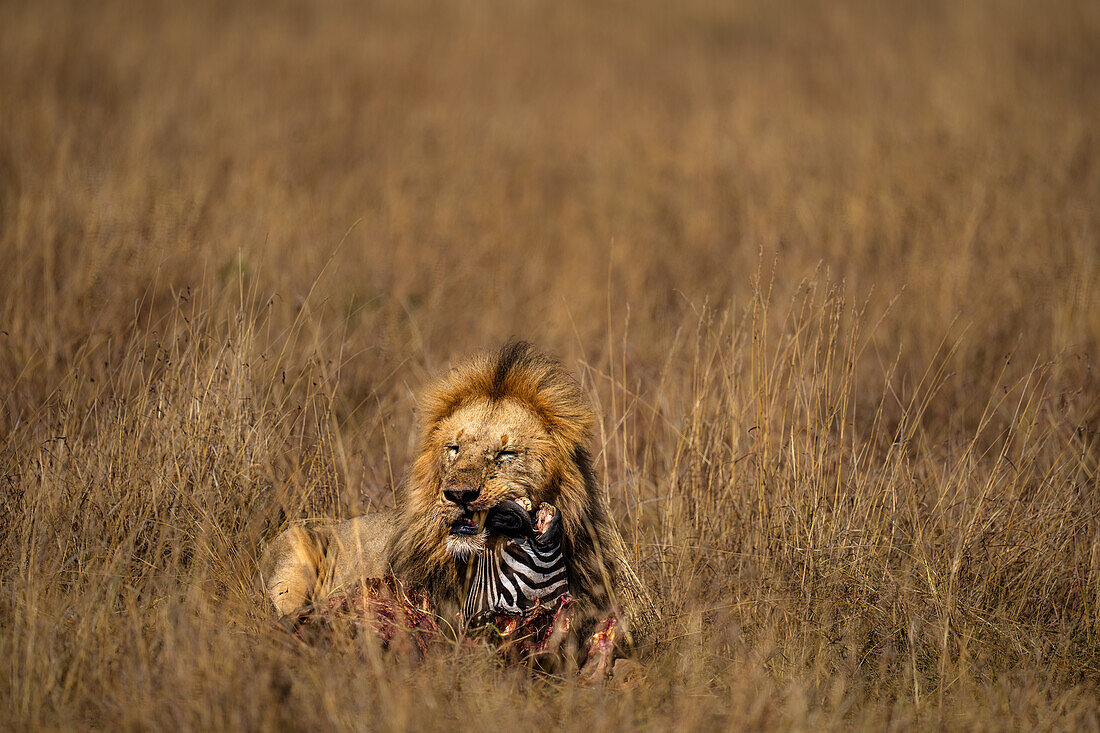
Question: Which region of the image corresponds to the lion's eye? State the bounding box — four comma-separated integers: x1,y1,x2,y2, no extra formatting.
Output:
496,449,518,462
446,445,460,458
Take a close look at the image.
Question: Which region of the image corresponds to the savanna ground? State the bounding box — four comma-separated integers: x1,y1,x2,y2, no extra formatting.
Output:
1,0,1099,729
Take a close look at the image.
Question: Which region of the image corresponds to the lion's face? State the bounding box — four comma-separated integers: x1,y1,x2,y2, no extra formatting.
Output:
433,398,553,558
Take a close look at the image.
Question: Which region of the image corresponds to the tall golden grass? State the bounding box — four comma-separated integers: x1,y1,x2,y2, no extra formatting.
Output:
2,0,1098,729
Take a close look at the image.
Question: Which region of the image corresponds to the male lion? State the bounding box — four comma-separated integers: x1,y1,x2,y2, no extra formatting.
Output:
260,341,658,660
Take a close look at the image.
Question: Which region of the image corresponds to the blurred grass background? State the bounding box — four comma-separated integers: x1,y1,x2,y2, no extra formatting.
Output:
1,0,1098,729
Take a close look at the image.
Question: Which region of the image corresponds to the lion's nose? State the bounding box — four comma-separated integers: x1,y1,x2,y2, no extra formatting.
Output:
443,484,481,507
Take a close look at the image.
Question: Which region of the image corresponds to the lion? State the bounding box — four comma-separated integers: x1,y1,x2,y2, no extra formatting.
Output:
260,341,658,660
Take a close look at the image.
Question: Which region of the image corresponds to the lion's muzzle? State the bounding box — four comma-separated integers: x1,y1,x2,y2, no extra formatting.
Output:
448,508,488,537
443,484,481,508
443,476,485,536
449,513,479,536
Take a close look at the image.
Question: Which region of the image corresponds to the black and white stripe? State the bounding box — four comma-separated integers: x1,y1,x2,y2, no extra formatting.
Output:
463,500,569,622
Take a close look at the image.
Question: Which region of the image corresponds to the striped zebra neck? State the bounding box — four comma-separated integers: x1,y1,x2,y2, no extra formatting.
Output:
462,501,570,624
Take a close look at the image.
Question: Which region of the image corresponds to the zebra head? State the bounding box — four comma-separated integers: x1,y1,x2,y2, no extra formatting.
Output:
462,499,570,625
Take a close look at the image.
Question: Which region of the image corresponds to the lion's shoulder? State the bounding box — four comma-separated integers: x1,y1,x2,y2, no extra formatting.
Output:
260,509,399,616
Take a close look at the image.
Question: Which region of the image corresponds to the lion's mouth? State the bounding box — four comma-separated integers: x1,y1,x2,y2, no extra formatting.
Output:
449,511,486,536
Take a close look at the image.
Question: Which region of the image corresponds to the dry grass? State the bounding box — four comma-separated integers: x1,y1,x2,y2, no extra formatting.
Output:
2,0,1099,729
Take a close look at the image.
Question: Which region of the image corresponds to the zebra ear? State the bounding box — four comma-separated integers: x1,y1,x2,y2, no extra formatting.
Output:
534,503,563,547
